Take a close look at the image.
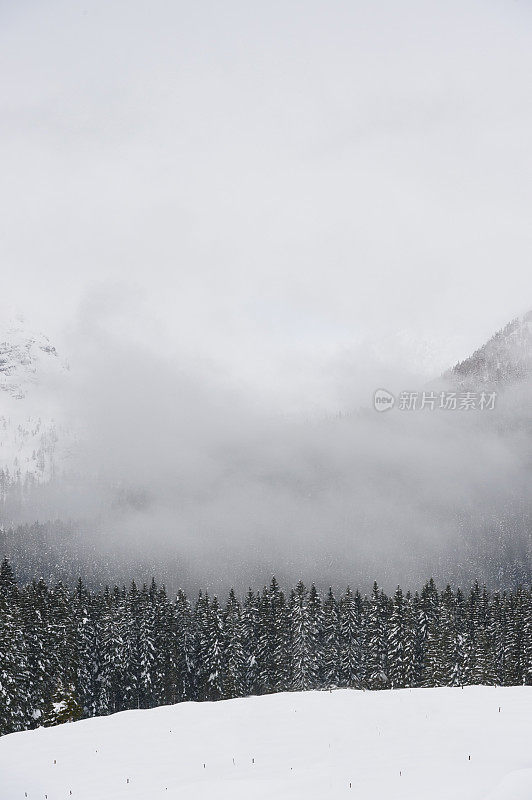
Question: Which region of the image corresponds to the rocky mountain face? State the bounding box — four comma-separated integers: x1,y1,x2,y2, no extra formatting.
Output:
445,311,532,387
0,316,68,487
0,316,65,399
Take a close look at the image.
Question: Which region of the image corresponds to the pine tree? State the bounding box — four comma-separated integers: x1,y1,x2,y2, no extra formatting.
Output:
42,679,83,727
223,589,246,698
339,587,362,689
289,581,317,691
471,586,497,685
364,583,388,689
0,558,16,598
152,584,173,706
420,579,440,687
388,586,409,688
241,589,260,695
73,579,98,717
19,578,54,725
256,587,274,694
203,597,225,701
307,584,324,689
194,591,210,701
434,585,463,687
121,582,141,710
269,578,291,692
0,596,30,734
174,589,197,701
138,584,158,708
322,588,341,687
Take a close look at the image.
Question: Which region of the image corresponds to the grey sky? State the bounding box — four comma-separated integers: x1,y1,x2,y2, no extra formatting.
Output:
1,0,531,412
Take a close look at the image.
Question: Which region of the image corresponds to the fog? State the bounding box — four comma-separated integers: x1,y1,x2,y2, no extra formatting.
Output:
2,0,532,370
1,0,531,590
3,297,527,593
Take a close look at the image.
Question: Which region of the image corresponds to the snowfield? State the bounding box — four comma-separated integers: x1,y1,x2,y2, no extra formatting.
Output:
1,687,531,800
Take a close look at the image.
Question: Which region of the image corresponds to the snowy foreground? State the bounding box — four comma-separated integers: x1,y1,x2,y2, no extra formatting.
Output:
1,687,532,800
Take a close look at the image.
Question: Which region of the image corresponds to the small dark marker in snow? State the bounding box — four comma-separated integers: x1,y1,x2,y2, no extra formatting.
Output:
468,755,471,761
499,707,501,712
53,760,56,765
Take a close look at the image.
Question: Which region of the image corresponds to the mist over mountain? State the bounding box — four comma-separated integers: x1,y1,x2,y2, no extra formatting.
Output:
0,308,531,592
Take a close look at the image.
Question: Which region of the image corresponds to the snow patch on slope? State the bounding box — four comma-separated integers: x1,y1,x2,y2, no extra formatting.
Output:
0,313,71,484
0,315,67,399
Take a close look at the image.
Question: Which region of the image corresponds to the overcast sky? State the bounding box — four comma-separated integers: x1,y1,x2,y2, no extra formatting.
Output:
1,0,531,412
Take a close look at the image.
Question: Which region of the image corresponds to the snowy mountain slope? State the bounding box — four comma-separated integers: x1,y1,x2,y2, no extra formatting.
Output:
0,314,69,485
0,413,62,484
0,315,66,400
1,687,531,800
445,311,532,387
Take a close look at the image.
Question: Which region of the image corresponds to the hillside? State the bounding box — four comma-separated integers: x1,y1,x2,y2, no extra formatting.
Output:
0,314,70,488
0,315,66,400
1,687,531,800
446,311,532,387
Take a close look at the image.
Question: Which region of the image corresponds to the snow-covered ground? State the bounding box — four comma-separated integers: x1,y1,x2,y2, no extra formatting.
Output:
1,686,531,800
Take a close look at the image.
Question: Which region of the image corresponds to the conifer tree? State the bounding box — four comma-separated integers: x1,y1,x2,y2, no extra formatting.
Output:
388,586,410,688
42,679,83,727
322,588,341,688
365,583,388,689
241,589,260,695
420,578,440,687
339,587,362,688
223,589,246,698
269,578,291,692
289,581,316,691
72,579,99,717
203,596,225,701
174,589,197,701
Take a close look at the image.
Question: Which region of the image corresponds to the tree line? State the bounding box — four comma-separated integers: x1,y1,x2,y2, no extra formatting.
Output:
0,557,531,736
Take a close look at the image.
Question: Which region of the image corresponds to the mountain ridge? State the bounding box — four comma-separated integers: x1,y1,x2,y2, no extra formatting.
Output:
445,311,532,388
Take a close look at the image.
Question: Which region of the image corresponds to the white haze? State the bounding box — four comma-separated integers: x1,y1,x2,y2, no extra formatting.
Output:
1,0,531,384
12,295,525,592
1,0,531,589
